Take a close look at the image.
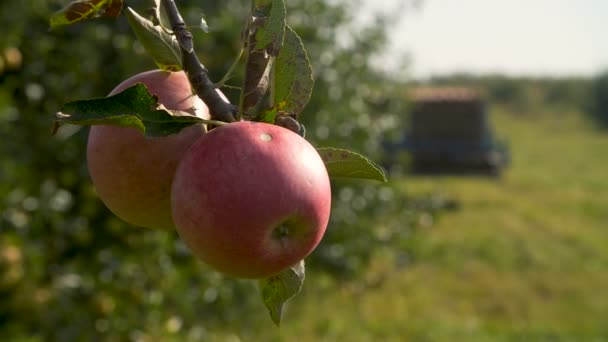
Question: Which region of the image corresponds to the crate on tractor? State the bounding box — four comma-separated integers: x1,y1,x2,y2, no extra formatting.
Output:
386,87,509,176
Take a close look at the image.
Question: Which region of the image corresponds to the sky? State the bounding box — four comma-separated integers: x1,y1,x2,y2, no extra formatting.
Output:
368,0,608,78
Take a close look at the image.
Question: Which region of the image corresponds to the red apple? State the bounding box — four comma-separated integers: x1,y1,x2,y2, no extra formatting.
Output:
87,70,212,230
171,121,331,278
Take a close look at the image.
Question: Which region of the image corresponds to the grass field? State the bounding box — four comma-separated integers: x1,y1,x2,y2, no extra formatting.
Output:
227,107,608,341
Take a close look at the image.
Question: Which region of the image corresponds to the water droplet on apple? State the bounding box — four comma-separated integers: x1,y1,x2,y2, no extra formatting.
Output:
260,133,273,142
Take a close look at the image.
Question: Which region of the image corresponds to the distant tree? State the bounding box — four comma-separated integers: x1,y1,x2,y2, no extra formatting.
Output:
589,71,608,128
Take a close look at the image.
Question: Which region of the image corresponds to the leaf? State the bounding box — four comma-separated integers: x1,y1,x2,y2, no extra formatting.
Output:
54,83,203,137
153,0,172,33
241,0,285,114
126,7,182,72
274,26,313,116
254,0,286,56
241,48,271,113
50,0,124,29
200,17,210,33
259,260,305,326
254,106,279,124
317,147,388,182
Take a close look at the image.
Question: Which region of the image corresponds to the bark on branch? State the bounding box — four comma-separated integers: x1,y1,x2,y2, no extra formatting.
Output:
161,0,236,123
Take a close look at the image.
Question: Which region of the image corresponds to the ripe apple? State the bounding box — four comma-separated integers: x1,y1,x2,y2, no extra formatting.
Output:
0,241,23,291
87,70,213,230
2,47,22,71
171,121,331,278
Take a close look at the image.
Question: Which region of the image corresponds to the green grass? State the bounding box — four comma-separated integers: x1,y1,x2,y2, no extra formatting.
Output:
205,108,608,341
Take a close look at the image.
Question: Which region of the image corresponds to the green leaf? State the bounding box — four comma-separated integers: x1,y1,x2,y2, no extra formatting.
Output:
54,83,203,137
254,106,279,124
153,0,172,33
274,26,313,116
50,0,124,29
259,260,305,326
317,147,388,182
240,0,285,114
254,0,286,56
126,7,182,72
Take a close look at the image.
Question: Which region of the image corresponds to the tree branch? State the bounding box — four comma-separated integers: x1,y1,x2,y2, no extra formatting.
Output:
161,0,236,123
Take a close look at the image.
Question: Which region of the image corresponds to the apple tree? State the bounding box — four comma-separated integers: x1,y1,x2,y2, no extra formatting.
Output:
50,0,394,326
0,0,424,338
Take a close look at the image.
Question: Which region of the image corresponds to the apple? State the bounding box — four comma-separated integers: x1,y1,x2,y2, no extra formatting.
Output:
0,241,23,291
171,121,331,278
87,70,213,230
2,47,22,71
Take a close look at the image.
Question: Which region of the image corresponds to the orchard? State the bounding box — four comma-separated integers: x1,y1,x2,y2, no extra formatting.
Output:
50,0,388,325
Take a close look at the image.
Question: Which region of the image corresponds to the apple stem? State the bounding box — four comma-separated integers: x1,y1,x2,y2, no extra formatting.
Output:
161,0,237,123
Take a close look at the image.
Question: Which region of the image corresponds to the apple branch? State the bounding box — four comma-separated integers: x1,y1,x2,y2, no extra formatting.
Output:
161,0,236,123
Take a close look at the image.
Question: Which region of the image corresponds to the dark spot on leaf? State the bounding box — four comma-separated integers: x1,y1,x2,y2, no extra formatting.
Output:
65,3,95,21
103,0,124,17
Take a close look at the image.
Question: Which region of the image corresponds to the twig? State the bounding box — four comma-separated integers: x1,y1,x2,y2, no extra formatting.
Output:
161,0,236,123
215,48,244,89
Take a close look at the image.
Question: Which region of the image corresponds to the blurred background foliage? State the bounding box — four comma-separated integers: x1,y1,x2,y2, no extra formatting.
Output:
0,0,435,340
2,0,608,340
